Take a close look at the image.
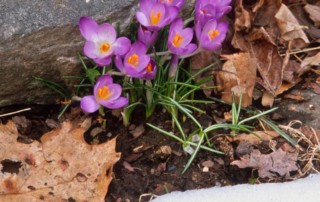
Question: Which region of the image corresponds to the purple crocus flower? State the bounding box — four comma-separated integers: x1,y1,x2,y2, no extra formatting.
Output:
115,42,156,80
138,25,158,48
196,20,228,51
158,0,185,11
168,18,197,56
136,0,179,31
195,0,232,27
80,75,128,113
79,16,131,66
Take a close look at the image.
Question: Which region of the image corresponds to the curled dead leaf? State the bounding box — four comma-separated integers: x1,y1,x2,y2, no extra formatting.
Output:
304,4,320,27
275,4,310,49
301,52,320,68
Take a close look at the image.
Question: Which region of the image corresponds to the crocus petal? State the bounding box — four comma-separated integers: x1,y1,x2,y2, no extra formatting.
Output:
183,43,197,55
113,37,131,56
170,18,184,33
79,17,99,42
195,21,202,41
94,74,114,92
83,41,99,59
136,12,150,27
80,95,100,113
93,57,112,66
103,97,129,109
180,28,194,46
114,55,125,73
140,0,156,14
133,55,151,72
103,83,122,101
168,43,197,56
97,23,116,43
150,3,166,25
162,5,179,26
129,41,147,55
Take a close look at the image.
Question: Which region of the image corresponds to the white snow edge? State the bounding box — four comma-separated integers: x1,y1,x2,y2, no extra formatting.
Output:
153,174,320,202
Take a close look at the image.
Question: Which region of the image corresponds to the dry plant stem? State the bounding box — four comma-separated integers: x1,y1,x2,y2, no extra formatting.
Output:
280,46,320,56
0,108,31,118
279,120,320,178
139,193,158,202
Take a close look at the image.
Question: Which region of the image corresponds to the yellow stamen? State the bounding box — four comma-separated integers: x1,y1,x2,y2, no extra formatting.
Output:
160,0,173,3
208,30,220,40
172,33,184,47
128,54,139,67
150,10,161,25
146,63,153,73
98,86,112,100
99,42,111,53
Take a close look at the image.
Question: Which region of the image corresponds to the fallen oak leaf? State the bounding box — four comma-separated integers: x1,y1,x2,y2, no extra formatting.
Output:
231,148,298,178
0,121,120,201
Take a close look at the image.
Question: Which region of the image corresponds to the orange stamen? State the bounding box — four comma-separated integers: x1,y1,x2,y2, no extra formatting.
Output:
128,54,139,67
98,86,112,100
150,10,161,25
99,43,111,53
208,30,220,40
146,63,153,73
160,0,172,3
172,33,184,47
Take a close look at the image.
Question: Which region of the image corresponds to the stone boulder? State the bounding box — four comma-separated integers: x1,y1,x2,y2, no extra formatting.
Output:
0,0,195,107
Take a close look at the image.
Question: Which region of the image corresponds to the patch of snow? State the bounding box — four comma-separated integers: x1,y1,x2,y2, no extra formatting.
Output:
153,174,320,202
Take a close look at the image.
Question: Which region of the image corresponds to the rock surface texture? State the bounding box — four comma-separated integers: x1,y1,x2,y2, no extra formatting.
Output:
0,0,195,107
0,0,138,107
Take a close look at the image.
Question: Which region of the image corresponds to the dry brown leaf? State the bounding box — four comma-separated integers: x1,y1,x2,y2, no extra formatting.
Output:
216,52,256,107
0,121,120,201
190,51,216,97
253,0,282,39
234,0,251,32
301,52,320,68
129,124,145,138
250,27,286,95
262,91,275,107
283,94,305,101
231,148,298,178
304,4,320,27
275,3,310,49
232,131,280,145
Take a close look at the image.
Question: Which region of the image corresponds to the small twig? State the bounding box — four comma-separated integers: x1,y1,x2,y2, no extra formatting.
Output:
280,46,320,56
0,108,31,118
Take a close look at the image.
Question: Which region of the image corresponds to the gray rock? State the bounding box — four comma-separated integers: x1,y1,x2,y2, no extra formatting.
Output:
0,0,138,107
0,0,195,107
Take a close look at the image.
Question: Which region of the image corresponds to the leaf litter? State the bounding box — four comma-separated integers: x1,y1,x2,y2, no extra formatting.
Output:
0,121,120,201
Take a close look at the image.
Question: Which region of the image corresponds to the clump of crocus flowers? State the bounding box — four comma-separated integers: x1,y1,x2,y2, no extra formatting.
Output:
78,0,230,113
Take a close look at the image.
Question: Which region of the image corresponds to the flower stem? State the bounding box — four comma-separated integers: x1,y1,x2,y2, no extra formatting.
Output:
148,50,171,57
